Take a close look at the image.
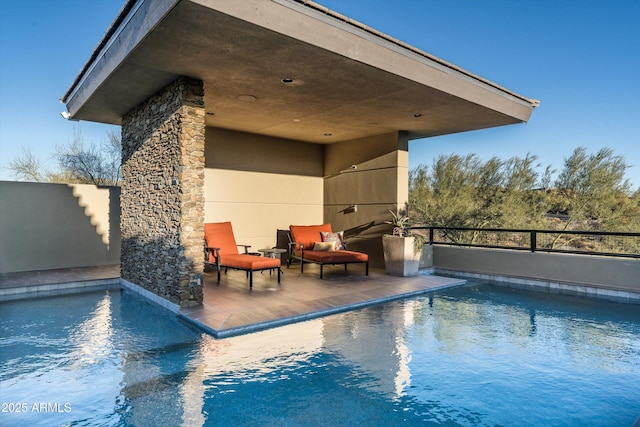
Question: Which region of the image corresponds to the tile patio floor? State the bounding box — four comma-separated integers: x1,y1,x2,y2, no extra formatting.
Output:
181,264,465,337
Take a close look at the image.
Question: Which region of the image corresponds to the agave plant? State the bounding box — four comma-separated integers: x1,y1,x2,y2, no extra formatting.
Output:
385,210,410,237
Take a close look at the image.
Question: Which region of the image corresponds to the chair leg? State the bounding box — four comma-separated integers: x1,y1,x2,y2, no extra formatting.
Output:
365,261,369,276
249,271,253,289
320,264,323,279
277,267,281,284
217,266,221,283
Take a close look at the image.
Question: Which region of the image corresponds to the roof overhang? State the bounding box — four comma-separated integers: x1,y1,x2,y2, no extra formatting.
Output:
62,0,539,144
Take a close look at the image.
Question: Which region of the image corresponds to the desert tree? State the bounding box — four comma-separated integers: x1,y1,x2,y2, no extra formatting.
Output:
553,147,633,232
8,146,44,182
55,129,121,185
8,128,121,186
409,153,552,226
409,152,553,243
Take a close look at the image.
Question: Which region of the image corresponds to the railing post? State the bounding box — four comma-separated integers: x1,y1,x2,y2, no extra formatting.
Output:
530,231,536,253
429,227,434,245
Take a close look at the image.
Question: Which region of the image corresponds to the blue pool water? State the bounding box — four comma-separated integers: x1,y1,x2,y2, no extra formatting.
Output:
1,283,639,426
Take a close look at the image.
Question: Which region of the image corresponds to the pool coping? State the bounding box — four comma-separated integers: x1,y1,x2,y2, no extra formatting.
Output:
0,278,121,301
0,265,121,301
436,268,640,304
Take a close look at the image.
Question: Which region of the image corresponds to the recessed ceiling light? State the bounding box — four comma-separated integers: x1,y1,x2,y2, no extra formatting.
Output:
237,94,257,102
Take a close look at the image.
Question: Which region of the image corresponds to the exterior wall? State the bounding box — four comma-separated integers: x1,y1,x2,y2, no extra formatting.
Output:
324,132,409,266
203,129,408,265
203,169,323,249
121,77,205,307
433,246,640,294
204,128,324,249
0,181,120,274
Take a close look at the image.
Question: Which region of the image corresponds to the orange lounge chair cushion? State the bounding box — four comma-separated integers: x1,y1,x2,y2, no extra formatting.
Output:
290,224,333,253
302,250,368,264
205,221,239,262
220,254,280,270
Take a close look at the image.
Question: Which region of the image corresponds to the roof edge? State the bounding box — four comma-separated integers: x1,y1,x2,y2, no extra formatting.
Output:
292,0,539,108
61,0,540,112
61,0,138,104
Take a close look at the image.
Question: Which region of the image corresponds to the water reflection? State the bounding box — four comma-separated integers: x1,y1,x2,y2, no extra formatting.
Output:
0,290,125,427
175,320,324,426
69,291,115,367
320,302,415,400
5,285,637,426
176,283,640,426
529,309,537,336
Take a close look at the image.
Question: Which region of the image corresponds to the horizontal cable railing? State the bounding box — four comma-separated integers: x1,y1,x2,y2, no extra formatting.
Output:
409,226,640,259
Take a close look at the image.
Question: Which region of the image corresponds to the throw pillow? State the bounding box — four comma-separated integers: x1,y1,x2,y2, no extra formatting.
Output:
321,231,345,250
313,241,336,251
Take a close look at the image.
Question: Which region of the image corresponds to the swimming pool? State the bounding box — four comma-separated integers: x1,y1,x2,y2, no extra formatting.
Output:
1,283,639,426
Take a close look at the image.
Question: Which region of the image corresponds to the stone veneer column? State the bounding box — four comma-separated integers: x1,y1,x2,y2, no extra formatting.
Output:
120,77,205,307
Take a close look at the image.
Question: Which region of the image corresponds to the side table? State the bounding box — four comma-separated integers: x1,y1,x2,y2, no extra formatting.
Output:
258,248,287,259
258,248,287,275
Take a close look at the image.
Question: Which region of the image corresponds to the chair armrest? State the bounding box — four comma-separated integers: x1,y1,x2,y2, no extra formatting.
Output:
237,244,251,254
204,245,221,265
288,242,304,256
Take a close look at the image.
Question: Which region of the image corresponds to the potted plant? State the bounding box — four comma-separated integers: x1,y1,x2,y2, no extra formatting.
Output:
382,210,425,276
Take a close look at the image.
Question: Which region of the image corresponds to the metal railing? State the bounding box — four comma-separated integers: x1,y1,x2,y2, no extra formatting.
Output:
409,226,640,259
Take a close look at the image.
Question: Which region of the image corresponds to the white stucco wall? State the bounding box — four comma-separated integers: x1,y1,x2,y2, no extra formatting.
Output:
203,169,323,250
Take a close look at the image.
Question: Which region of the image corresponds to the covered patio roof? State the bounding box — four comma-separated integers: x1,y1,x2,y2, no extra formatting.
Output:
61,0,538,144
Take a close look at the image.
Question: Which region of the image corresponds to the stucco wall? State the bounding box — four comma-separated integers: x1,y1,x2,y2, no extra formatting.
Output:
203,169,323,250
0,181,120,274
433,246,640,294
204,129,408,265
324,132,409,266
204,128,324,250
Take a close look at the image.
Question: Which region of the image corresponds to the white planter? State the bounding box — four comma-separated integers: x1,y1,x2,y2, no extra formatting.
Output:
382,235,421,276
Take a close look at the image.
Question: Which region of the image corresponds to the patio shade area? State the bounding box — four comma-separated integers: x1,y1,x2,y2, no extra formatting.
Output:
58,0,536,308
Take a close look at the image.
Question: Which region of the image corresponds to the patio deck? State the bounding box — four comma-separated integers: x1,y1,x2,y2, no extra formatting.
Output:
0,264,466,338
183,265,465,337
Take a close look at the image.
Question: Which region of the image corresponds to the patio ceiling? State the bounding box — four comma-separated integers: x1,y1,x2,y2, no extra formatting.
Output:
62,0,538,144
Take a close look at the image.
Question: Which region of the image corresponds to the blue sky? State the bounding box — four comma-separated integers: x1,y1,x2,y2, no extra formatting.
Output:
1,0,639,189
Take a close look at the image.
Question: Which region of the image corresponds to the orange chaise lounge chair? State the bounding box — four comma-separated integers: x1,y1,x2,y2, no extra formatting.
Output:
204,222,281,288
288,224,369,279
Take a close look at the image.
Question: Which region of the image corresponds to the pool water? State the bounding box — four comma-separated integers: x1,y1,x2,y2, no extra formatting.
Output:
1,283,639,426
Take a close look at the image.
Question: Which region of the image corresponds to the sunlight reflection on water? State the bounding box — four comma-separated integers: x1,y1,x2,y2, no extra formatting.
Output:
1,284,639,426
